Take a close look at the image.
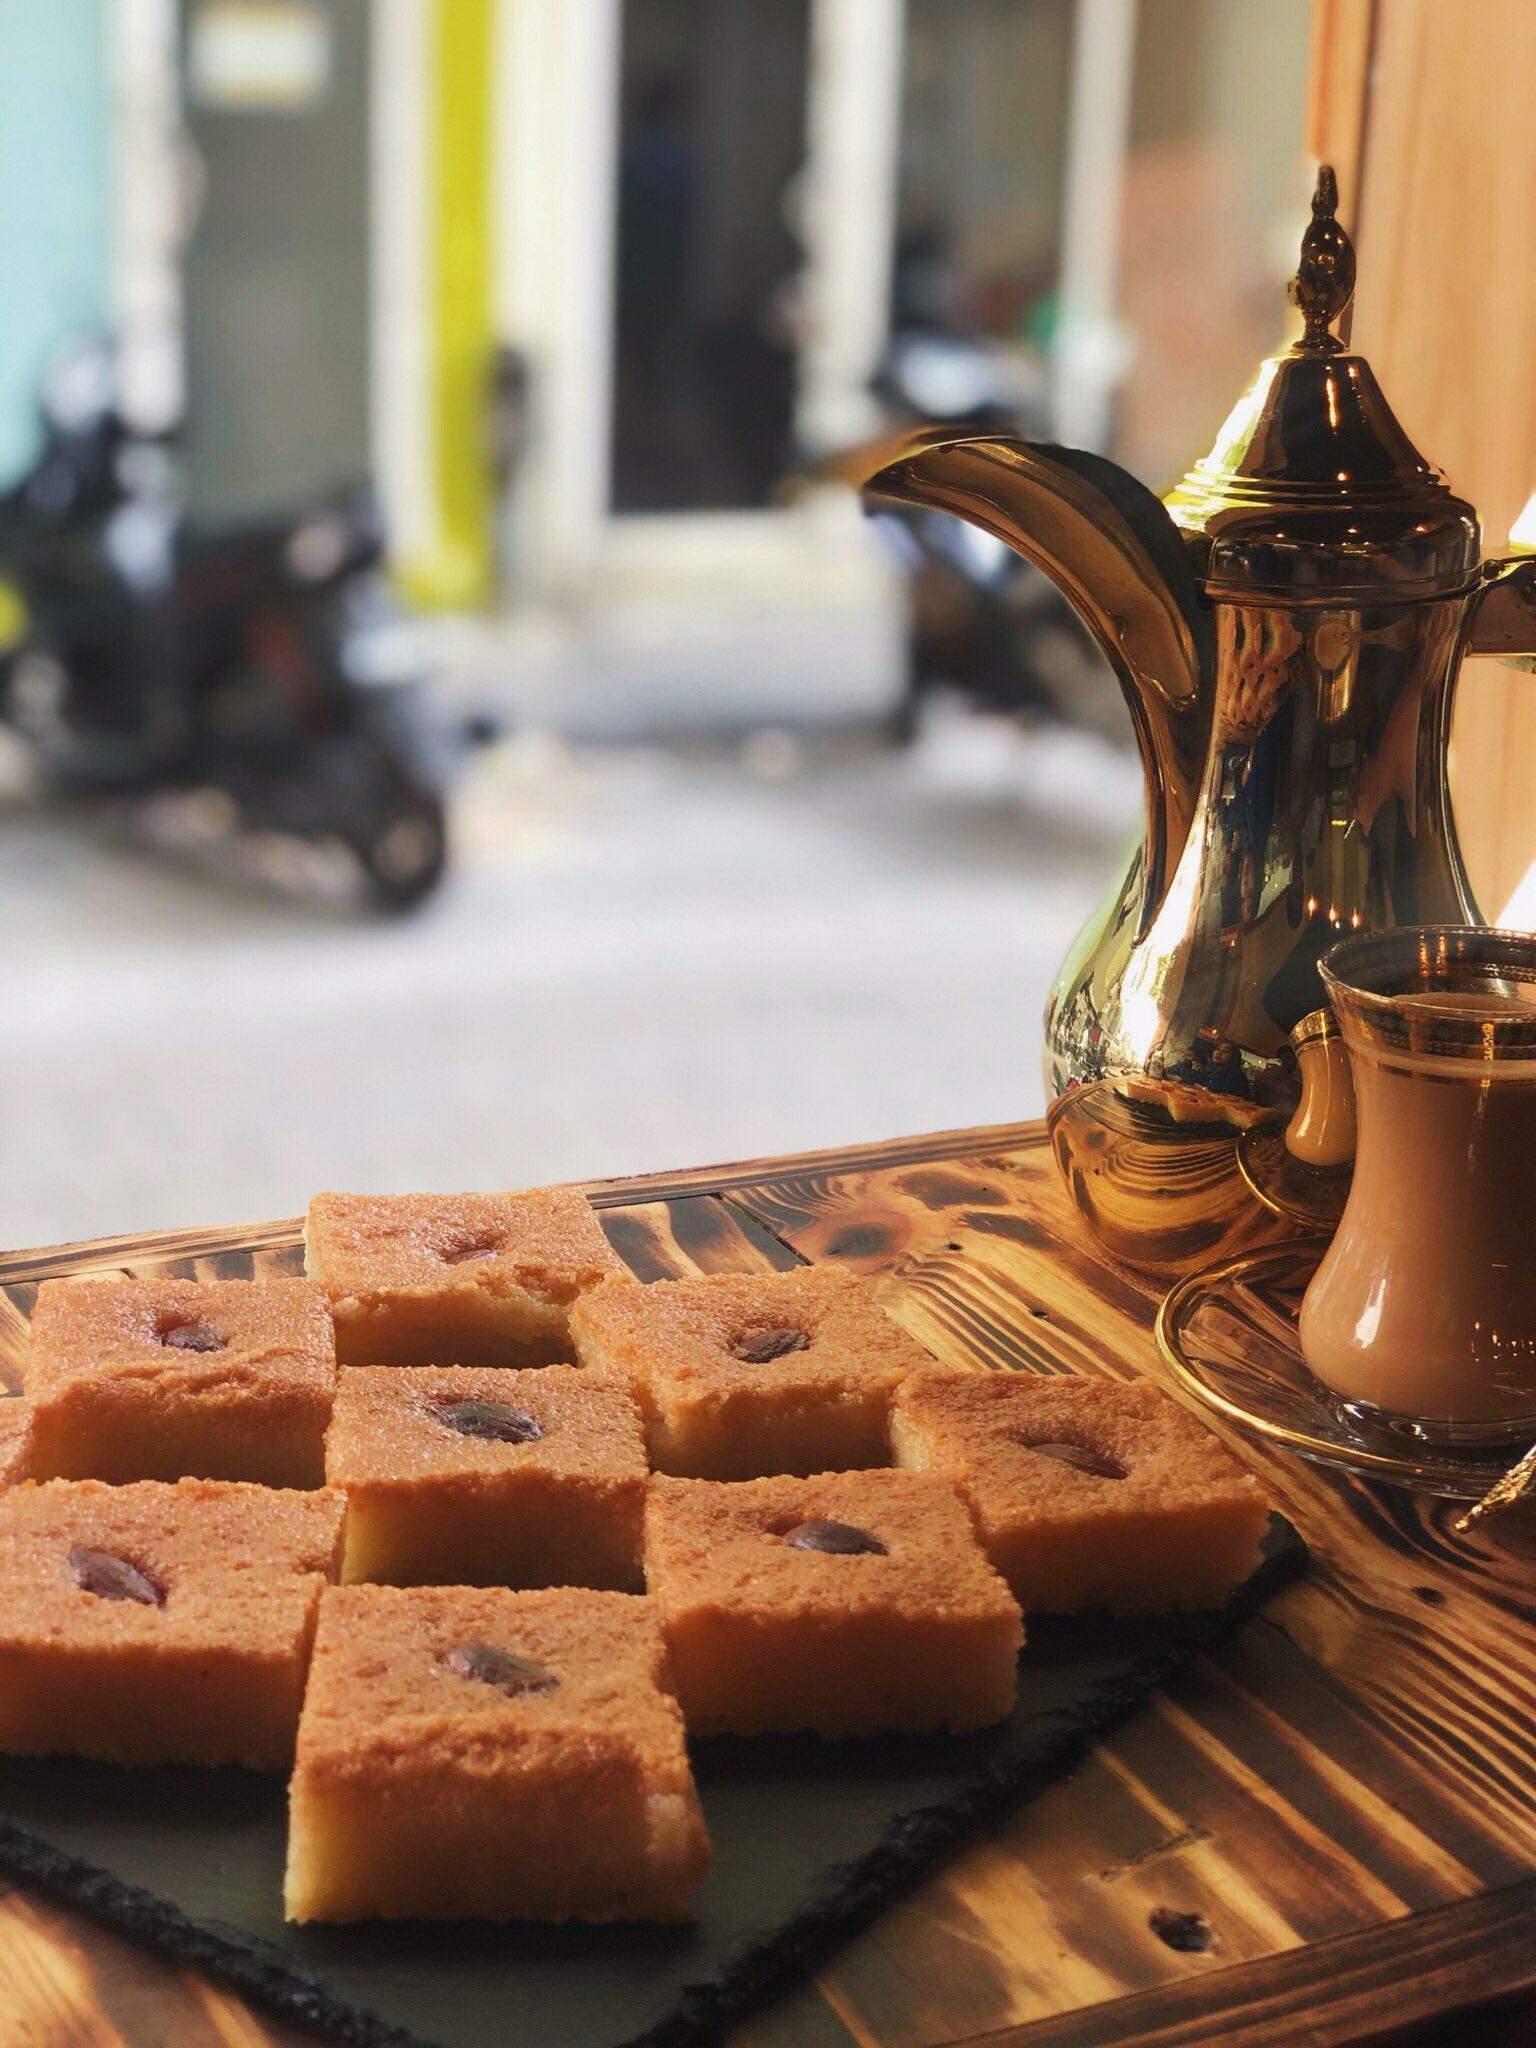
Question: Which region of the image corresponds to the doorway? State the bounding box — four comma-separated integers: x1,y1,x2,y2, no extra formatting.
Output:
609,0,811,515
179,0,371,520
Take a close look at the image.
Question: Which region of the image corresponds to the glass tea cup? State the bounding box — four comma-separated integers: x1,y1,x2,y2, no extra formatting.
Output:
1298,925,1536,1445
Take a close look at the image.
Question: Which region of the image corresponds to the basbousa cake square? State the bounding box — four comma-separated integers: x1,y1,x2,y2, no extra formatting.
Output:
284,1583,709,1923
890,1369,1271,1613
0,1479,344,1767
0,1398,30,1486
306,1189,631,1367
326,1364,648,1589
643,1469,1022,1736
571,1267,937,1478
26,1276,335,1487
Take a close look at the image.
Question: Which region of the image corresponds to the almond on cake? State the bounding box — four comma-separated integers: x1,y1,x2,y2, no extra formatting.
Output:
643,1468,1022,1736
571,1266,937,1478
305,1188,631,1367
284,1583,709,1923
891,1369,1271,1612
26,1276,335,1488
0,1478,344,1767
326,1364,648,1589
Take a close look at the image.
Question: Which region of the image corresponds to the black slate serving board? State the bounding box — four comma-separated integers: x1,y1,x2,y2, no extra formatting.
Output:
0,1519,1303,2048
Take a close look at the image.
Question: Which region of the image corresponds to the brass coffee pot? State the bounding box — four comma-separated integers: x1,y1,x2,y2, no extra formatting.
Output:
861,168,1536,1270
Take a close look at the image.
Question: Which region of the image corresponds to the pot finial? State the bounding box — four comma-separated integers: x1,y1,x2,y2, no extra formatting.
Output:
1290,164,1356,354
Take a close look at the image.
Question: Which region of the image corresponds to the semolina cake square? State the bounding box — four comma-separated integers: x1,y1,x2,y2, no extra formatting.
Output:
0,1395,30,1485
306,1189,631,1368
644,1469,1022,1736
0,1479,344,1767
284,1584,709,1923
890,1370,1270,1613
326,1364,648,1589
571,1267,936,1478
26,1277,336,1487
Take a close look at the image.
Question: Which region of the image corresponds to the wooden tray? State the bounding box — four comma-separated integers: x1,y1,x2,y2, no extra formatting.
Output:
0,1119,1532,2048
0,1513,1299,2048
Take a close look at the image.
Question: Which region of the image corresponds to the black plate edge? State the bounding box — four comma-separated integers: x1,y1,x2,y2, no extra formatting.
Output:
0,1519,1308,2048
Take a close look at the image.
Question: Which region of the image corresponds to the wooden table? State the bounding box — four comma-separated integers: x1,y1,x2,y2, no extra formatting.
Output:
0,1119,1532,2048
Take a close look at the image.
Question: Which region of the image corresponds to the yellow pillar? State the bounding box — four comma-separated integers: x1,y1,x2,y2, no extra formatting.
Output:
400,0,496,609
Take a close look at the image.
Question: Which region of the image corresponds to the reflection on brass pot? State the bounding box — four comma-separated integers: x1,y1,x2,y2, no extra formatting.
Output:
1047,1082,1294,1278
862,166,1536,1272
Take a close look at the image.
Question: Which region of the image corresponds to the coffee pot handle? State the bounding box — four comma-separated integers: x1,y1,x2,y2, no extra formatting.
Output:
1285,1009,1356,1169
1466,499,1536,664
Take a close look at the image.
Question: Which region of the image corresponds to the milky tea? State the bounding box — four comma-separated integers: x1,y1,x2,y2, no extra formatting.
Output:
1299,933,1536,1440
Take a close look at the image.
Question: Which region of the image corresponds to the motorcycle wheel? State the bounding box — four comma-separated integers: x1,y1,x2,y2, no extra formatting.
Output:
353,786,448,913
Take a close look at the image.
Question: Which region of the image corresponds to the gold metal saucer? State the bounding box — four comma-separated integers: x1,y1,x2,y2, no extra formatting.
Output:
1156,1242,1523,1498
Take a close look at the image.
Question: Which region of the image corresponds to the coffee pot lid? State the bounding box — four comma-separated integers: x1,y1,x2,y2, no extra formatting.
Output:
1164,167,1480,604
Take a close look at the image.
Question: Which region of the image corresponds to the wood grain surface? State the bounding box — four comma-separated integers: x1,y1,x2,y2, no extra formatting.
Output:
1309,0,1536,918
0,1125,1531,2047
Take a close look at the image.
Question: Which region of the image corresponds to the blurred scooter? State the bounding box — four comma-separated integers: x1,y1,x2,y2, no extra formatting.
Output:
0,340,453,911
816,322,1121,745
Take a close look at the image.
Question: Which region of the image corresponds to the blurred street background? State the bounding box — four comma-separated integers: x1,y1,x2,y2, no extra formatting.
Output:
0,0,1312,1244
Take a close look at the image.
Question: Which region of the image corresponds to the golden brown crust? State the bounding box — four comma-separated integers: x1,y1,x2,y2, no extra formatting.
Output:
0,1478,345,1650
572,1269,938,1477
296,1585,686,1777
643,1470,1022,1736
0,1479,344,1766
326,1367,649,1588
572,1267,927,1395
27,1276,334,1409
0,1403,30,1486
890,1369,1271,1612
24,1278,336,1485
288,1585,710,1921
892,1370,1266,1518
305,1190,629,1309
644,1468,1018,1625
326,1365,647,1491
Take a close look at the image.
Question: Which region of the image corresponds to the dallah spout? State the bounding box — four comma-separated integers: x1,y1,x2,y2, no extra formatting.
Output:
860,433,1214,928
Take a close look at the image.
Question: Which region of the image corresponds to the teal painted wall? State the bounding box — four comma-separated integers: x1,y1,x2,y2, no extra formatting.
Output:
0,0,111,483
